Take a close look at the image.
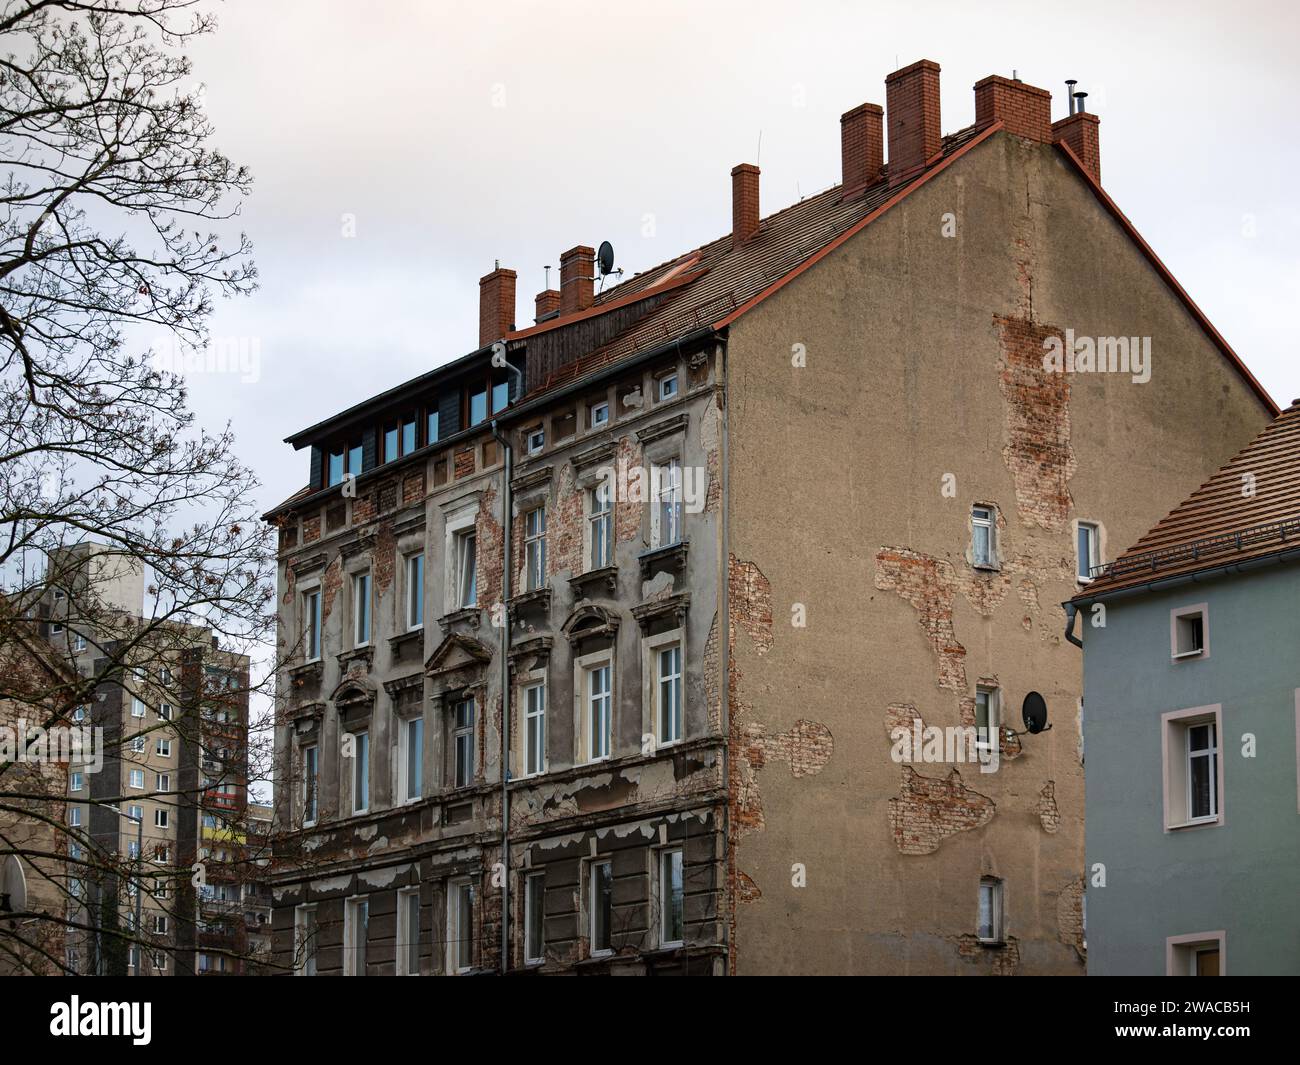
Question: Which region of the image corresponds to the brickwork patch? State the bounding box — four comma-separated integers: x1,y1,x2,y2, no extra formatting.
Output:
888,766,994,855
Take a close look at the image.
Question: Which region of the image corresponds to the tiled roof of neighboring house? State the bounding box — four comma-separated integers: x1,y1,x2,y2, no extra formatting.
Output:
1075,399,1300,600
527,122,995,392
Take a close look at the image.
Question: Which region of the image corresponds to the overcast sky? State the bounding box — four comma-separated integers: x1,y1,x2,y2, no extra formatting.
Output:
183,0,1300,516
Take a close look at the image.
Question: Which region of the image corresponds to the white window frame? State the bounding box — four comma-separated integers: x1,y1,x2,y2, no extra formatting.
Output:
129,769,144,790
70,771,83,792
1075,519,1102,582
352,571,372,647
405,553,424,631
131,696,146,718
70,807,82,828
587,858,613,957
1162,704,1225,831
343,895,369,976
974,685,1000,754
642,627,684,749
301,743,319,825
526,427,544,456
351,730,370,814
156,772,170,792
399,713,424,803
444,507,479,613
657,371,678,401
658,846,685,948
523,871,545,966
130,734,145,753
396,887,421,976
1171,603,1209,661
153,808,168,829
575,651,613,764
451,696,476,789
303,587,323,662
520,678,547,778
589,400,609,429
152,914,168,935
971,505,997,569
977,877,1004,944
650,458,683,548
523,506,547,591
447,879,475,974
155,739,170,758
587,479,614,571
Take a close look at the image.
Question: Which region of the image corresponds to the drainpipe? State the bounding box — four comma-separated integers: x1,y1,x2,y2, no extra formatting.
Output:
490,348,523,974
1063,602,1082,647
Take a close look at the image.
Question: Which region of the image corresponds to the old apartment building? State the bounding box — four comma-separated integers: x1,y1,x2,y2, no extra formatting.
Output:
32,543,254,976
266,60,1275,974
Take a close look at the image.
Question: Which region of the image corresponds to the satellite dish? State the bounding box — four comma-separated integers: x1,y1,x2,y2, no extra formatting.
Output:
1022,691,1049,735
597,240,616,277
1,854,27,916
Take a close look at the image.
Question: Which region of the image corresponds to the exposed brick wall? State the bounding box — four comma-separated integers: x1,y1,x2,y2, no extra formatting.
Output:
957,933,1021,975
888,766,994,855
995,315,1076,531
1037,780,1060,833
874,548,968,693
374,520,396,599
303,515,321,543
613,437,644,544
476,485,503,609
454,447,475,480
1056,876,1086,962
549,462,584,578
353,493,376,525
321,555,343,624
975,75,1052,143
402,471,425,507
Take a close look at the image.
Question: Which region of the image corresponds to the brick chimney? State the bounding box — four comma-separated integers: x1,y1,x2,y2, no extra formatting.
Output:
732,163,760,247
1052,111,1101,184
559,246,595,316
478,264,516,347
535,288,561,322
840,102,884,199
974,75,1052,142
885,59,942,187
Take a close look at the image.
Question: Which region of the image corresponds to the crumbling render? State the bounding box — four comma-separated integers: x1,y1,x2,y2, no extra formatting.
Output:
1055,876,1087,964
994,314,1075,532
956,932,1021,975
887,767,994,855
1037,780,1060,833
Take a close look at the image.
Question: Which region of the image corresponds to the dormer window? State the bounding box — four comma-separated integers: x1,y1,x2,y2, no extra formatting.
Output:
590,401,609,430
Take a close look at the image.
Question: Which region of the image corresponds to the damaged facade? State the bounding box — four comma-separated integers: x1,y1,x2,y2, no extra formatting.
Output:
266,61,1275,974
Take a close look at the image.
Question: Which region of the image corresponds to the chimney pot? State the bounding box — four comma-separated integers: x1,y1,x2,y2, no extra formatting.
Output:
974,74,1052,143
1052,111,1101,184
840,102,884,199
731,163,760,247
478,266,517,347
885,59,942,187
558,246,595,316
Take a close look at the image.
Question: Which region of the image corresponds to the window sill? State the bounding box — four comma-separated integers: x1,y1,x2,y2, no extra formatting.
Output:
639,540,689,579
388,628,424,654
570,565,618,598
438,606,480,631
336,645,374,670
509,587,552,614
971,563,1001,574
1171,650,1205,661
1168,816,1221,831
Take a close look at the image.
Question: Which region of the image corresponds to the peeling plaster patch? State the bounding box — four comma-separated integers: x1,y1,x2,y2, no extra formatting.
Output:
729,556,773,656
746,718,834,779
1018,578,1040,612
476,485,503,609
956,933,1021,975
699,392,722,515
1056,877,1087,963
995,315,1075,531
374,520,397,599
703,612,720,732
888,766,994,855
1038,781,1060,833
355,823,378,842
735,871,761,904
359,865,400,889
641,570,676,601
321,555,343,620
875,548,968,692
614,437,645,544
312,875,353,894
